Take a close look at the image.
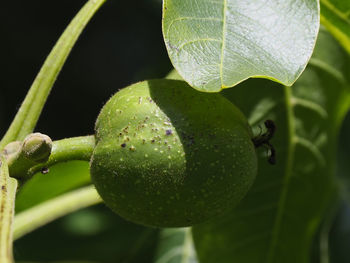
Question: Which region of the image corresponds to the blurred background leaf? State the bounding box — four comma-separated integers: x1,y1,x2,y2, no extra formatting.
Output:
14,205,159,263
328,201,350,263
321,0,350,54
192,28,350,263
325,94,350,263
15,161,90,212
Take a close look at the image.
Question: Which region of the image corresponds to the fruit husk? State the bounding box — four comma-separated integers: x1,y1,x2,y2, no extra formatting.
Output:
91,79,257,227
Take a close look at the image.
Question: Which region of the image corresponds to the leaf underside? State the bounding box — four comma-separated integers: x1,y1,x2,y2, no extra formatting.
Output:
162,0,320,92
154,228,198,263
192,28,350,263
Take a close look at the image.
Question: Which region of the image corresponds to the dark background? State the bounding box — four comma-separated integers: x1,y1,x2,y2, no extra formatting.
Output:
0,0,171,140
1,0,350,262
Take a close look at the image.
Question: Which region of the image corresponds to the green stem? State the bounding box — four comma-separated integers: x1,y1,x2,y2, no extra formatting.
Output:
27,135,95,178
6,133,53,179
0,0,107,150
13,185,101,241
0,156,18,263
6,135,95,179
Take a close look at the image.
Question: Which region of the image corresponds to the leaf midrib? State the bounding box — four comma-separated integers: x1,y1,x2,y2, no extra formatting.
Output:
266,85,296,262
219,0,228,88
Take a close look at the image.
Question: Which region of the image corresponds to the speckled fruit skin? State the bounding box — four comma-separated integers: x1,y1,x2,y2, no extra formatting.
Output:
90,79,257,227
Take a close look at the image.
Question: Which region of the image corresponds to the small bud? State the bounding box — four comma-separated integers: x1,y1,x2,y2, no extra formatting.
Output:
22,133,52,163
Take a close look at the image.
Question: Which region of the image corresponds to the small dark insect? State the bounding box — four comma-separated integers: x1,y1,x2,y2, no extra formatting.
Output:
41,167,49,174
264,120,276,139
165,129,173,136
265,142,276,165
121,143,127,148
252,120,276,165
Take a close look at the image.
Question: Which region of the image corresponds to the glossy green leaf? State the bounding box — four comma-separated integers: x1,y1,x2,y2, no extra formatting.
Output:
162,0,320,92
321,0,350,54
154,228,197,263
15,161,91,213
192,28,350,263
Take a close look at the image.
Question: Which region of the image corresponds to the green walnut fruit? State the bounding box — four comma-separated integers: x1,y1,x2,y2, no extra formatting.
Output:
90,79,257,227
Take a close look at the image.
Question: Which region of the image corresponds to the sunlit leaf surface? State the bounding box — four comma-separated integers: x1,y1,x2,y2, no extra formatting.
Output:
163,0,320,92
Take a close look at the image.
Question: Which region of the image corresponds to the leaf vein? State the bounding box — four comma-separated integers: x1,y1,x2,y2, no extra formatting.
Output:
219,0,228,88
292,97,328,119
294,136,326,166
308,58,345,83
321,0,350,25
165,16,222,41
178,38,222,51
266,86,296,262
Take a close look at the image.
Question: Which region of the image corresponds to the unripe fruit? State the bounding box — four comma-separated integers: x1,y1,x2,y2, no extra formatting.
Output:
90,79,257,227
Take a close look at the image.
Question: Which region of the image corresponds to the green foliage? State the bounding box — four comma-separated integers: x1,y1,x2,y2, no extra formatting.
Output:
163,0,320,92
154,228,197,263
192,28,350,263
1,0,350,262
321,0,350,54
15,161,90,212
91,79,257,227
